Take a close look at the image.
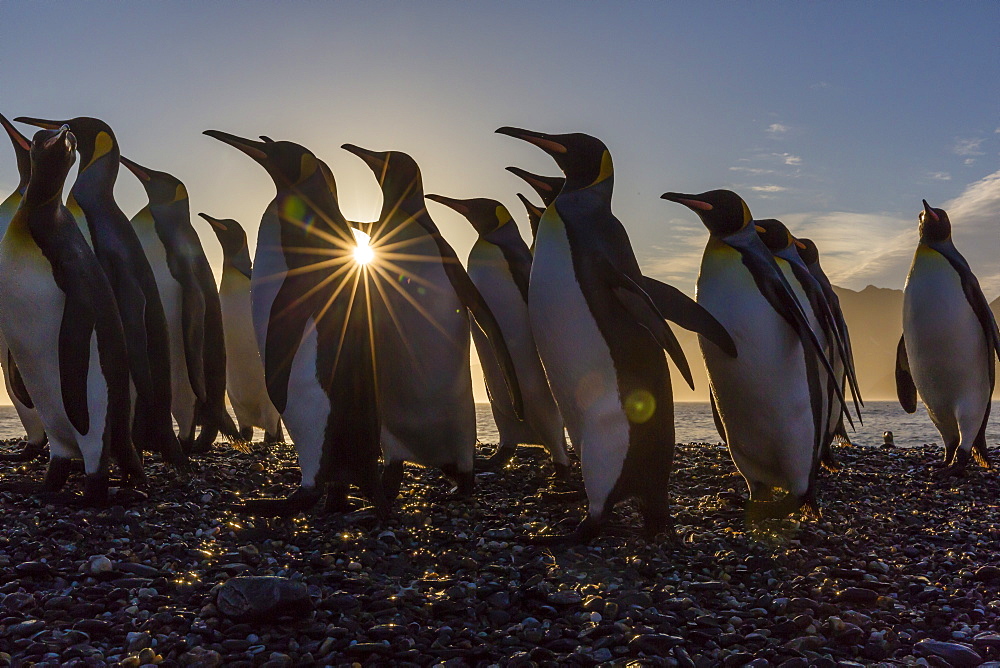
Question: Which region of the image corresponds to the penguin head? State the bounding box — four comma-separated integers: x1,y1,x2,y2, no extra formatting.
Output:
796,237,820,265
204,130,322,189
505,166,565,206
26,126,77,198
17,116,118,173
425,194,514,236
199,213,247,257
120,156,188,205
660,189,753,237
754,219,803,253
0,112,32,190
516,193,545,239
496,128,612,192
341,144,424,207
918,199,951,242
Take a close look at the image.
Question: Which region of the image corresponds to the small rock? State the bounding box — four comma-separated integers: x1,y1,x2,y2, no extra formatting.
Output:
836,587,878,604
88,555,114,574
178,646,223,668
630,633,684,655
216,576,313,622
914,639,983,667
548,591,582,605
973,566,1000,583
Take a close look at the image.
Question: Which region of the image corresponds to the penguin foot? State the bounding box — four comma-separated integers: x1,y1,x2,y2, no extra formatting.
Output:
528,515,604,546
821,455,843,473
239,426,255,442
263,423,285,445
475,445,517,472
0,440,48,462
234,486,322,518
551,461,572,482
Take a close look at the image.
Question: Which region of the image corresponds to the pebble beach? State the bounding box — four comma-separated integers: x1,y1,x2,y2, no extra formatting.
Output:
1,439,999,668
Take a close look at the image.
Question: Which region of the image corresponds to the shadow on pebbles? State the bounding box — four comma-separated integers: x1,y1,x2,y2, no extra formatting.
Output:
1,437,999,667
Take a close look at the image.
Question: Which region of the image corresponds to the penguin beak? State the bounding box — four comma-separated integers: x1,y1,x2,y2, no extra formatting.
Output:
38,125,70,150
198,212,228,232
341,143,387,171
922,199,940,222
506,166,555,193
794,238,807,250
259,135,275,143
661,192,714,211
15,116,67,131
119,156,152,182
0,113,31,152
495,127,568,155
425,194,470,216
203,130,269,164
516,193,544,217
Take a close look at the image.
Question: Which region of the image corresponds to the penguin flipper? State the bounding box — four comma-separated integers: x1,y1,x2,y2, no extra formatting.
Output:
180,280,208,402
431,232,524,418
263,277,314,414
6,350,33,409
112,270,155,402
895,334,918,414
642,276,737,358
709,390,726,442
596,259,694,390
58,298,95,435
934,243,1000,365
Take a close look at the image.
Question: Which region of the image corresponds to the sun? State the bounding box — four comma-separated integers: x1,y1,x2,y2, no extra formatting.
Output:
351,228,375,265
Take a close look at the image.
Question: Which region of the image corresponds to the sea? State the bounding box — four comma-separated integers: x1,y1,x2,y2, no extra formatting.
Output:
1,401,997,449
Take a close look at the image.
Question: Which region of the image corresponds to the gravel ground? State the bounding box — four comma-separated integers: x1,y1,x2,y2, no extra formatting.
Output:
1,438,999,668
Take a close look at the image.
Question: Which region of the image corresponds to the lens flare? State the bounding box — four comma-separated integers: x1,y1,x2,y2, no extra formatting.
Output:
352,228,375,265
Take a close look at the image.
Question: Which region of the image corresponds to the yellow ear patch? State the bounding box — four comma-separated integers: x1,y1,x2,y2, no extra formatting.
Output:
741,200,753,227
83,131,114,170
300,153,318,180
589,150,614,187
173,183,189,202
495,205,512,228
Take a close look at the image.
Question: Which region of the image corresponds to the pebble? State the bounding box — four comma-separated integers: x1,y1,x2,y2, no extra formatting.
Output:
0,440,998,666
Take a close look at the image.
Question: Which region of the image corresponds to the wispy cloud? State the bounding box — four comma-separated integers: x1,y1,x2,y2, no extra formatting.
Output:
927,172,951,181
729,166,776,175
810,82,830,90
767,123,789,135
954,138,985,157
777,153,802,166
751,185,787,193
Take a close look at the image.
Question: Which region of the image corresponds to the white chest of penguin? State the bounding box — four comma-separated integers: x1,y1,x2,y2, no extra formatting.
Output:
528,210,619,426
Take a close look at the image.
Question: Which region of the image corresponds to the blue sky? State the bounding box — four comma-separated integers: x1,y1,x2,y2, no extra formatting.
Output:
1,2,997,403
1,2,996,293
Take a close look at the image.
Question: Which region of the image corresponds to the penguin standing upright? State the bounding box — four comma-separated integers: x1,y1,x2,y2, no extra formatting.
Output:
424,194,570,476
120,157,241,452
507,167,564,250
205,130,386,517
661,190,848,519
16,116,186,468
797,237,861,448
0,125,143,504
515,194,546,250
0,112,46,459
341,144,522,500
755,219,861,469
897,200,999,471
200,213,283,443
497,128,735,541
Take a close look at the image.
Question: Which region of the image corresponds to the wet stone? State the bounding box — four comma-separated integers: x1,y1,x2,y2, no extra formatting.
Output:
216,576,313,622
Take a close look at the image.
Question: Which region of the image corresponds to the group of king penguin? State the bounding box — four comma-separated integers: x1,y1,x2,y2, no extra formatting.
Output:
0,115,996,544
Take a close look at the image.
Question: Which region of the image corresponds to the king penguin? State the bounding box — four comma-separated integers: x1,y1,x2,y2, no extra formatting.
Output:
798,237,861,448
497,127,736,542
661,190,848,520
0,125,143,504
16,116,186,468
120,156,241,453
755,219,862,470
424,193,570,477
0,112,46,460
516,194,546,250
341,144,523,500
896,200,1000,471
205,130,387,517
507,167,564,251
200,212,283,443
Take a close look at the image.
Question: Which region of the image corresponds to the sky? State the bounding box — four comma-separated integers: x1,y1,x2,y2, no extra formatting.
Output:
0,1,997,403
